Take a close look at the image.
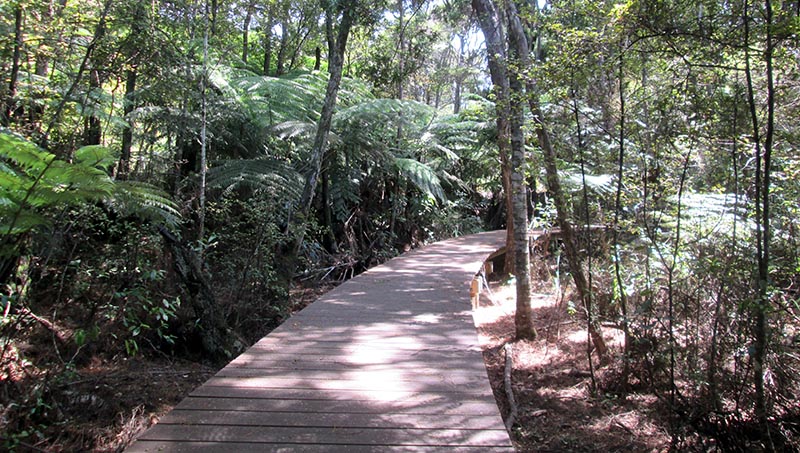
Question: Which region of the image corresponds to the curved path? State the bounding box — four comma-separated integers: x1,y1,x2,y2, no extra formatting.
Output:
127,230,512,452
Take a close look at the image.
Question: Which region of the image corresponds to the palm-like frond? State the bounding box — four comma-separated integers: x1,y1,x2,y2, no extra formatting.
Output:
394,158,446,203
110,180,182,229
272,120,317,141
208,158,303,202
0,132,179,244
561,169,616,195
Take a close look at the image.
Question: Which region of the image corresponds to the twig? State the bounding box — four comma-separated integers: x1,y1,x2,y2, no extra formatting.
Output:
504,342,519,433
0,437,50,452
17,306,68,344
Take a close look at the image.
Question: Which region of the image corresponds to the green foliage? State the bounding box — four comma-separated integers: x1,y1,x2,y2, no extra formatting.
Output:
0,131,114,253
393,157,445,203
208,158,303,203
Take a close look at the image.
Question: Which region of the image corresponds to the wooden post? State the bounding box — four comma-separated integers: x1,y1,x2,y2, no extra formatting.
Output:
470,277,481,308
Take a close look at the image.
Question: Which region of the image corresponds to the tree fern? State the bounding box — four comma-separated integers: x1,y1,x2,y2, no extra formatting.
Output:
0,131,182,252
208,158,303,203
394,157,446,203
328,165,361,223
0,131,115,239
110,180,182,230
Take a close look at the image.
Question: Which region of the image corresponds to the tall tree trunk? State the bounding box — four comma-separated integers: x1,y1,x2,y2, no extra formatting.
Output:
453,33,465,114
613,37,630,390
198,0,210,240
117,69,137,177
210,0,218,36
263,9,273,75
397,0,405,100
744,0,775,447
292,3,357,251
506,11,535,341
314,46,322,70
242,4,253,63
83,68,103,145
507,0,607,359
276,20,290,76
3,5,23,127
321,164,338,253
472,0,514,275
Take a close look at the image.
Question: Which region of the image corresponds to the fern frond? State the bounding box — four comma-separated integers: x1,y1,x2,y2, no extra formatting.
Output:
328,165,361,222
561,169,615,195
394,157,446,203
110,181,182,229
209,158,303,202
272,121,316,141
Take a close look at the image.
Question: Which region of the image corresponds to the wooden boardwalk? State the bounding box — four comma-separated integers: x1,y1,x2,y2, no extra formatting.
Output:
127,230,512,452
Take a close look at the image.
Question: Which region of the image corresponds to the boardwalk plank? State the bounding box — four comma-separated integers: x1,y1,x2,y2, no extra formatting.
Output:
137,425,511,446
127,231,512,452
176,395,502,415
153,410,505,430
128,441,512,452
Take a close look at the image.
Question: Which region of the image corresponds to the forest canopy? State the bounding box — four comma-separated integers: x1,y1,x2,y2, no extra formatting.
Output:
0,0,798,450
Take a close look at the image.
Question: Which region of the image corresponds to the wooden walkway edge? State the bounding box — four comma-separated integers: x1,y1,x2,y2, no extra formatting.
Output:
126,230,512,452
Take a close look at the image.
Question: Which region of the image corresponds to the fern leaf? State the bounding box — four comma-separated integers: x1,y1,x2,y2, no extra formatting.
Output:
394,157,446,203
208,158,303,202
110,181,182,229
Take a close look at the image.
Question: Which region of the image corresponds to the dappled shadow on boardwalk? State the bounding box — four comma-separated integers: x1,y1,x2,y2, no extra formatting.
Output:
126,231,513,452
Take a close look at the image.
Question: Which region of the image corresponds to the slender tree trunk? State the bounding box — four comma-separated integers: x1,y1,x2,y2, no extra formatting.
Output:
314,46,322,70
289,16,314,71
210,0,218,36
292,3,357,251
507,0,607,359
398,0,405,100
243,4,253,63
472,0,514,275
263,9,273,75
744,0,775,447
321,163,338,253
34,1,54,79
276,20,289,76
453,33,465,114
613,38,630,389
506,11,535,341
4,5,23,127
198,0,210,240
83,68,103,145
117,69,137,177
572,86,598,388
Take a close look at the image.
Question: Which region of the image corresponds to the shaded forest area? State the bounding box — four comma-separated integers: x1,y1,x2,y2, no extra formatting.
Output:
0,0,798,451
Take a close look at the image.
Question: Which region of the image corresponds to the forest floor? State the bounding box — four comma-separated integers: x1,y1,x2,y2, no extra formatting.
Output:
8,267,677,452
1,283,334,453
473,276,671,452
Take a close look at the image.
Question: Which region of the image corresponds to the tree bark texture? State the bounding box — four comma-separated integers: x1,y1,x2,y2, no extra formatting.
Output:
117,69,137,177
506,0,607,358
276,20,289,75
263,9,273,75
507,19,535,341
293,4,357,251
472,0,515,275
3,5,23,127
243,5,253,63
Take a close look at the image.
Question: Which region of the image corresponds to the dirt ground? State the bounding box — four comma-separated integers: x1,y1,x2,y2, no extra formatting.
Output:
472,277,671,452
4,271,675,452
